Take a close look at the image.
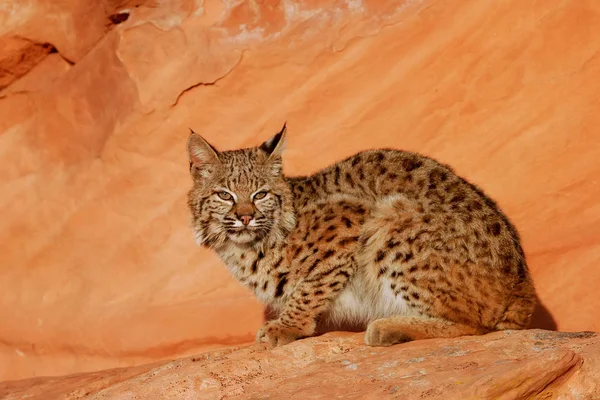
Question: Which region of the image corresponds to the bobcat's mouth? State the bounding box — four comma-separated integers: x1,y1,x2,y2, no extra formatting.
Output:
227,226,266,244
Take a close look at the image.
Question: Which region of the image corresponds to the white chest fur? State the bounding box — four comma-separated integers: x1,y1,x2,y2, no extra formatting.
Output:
327,278,418,326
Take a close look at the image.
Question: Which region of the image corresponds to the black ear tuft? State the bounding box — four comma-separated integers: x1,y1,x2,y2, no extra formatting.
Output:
260,122,287,156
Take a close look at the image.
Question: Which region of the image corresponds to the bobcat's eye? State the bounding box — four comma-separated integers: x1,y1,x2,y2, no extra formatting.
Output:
217,191,233,201
253,191,268,201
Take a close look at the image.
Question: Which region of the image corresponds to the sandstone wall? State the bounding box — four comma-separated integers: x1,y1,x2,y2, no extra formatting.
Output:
1,0,599,380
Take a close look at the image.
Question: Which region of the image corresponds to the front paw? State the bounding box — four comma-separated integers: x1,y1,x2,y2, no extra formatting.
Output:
256,321,302,348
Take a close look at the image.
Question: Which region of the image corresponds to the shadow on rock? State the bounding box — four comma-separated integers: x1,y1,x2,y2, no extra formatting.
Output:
529,297,558,331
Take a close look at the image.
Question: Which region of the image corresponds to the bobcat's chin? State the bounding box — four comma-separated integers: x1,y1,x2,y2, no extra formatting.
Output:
227,228,265,245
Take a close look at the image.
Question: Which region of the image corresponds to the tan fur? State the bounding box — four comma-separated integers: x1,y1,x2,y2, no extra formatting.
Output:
186,124,537,347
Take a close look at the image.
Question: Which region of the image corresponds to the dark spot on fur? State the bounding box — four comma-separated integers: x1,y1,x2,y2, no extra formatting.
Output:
408,266,418,273
375,250,386,262
334,166,341,186
386,239,400,249
338,236,359,246
308,260,320,274
272,257,283,270
402,157,422,172
275,274,288,297
341,216,353,228
336,270,351,279
451,193,465,204
411,292,420,300
491,222,502,236
369,152,385,162
358,166,365,180
380,166,388,175
429,169,448,183
322,249,335,259
423,215,431,223
345,172,355,187
263,281,269,291
390,283,396,290
315,290,324,296
377,266,388,277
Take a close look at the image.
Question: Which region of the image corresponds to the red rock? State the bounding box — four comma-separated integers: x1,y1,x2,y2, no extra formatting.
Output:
0,0,599,382
1,330,599,399
0,36,54,89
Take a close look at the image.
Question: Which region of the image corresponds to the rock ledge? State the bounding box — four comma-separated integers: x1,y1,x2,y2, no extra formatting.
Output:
1,329,599,399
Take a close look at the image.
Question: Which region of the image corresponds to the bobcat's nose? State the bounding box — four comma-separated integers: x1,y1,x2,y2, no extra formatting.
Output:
239,215,253,226
235,203,255,226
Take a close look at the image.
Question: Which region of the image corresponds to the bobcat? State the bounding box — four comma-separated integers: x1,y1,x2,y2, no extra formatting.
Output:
185,124,536,347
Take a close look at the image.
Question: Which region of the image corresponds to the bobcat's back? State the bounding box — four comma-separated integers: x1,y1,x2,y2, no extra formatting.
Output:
287,149,536,333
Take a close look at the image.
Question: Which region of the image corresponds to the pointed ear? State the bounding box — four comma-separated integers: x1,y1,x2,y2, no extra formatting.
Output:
187,129,220,179
259,122,287,159
259,123,287,176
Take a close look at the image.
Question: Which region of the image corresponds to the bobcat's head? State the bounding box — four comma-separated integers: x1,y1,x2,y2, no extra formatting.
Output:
186,124,295,249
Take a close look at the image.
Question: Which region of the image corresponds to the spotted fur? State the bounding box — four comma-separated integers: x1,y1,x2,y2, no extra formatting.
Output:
186,124,537,347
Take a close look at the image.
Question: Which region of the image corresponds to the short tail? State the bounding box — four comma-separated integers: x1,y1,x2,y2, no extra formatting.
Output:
365,316,486,347
494,279,537,330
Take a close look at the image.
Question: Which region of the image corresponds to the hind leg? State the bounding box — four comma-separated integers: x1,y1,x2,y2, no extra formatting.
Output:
365,316,484,347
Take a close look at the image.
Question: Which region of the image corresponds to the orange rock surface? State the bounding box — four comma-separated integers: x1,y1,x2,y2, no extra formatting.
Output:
1,0,599,381
2,330,599,399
